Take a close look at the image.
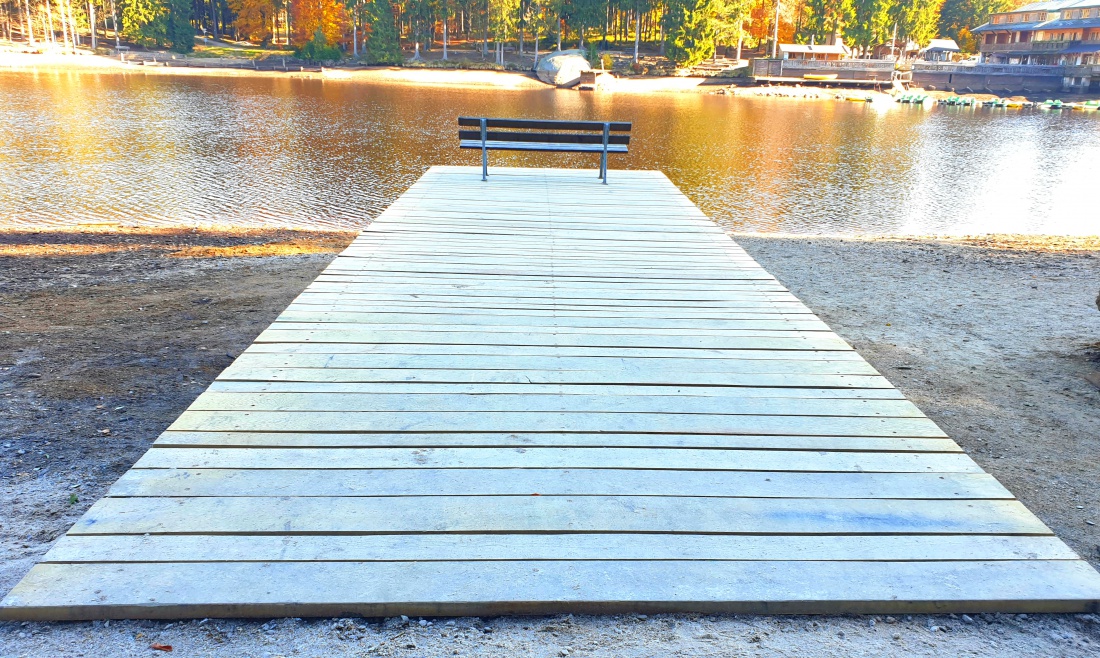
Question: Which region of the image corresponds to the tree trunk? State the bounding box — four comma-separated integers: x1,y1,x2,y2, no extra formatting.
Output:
24,0,34,44
88,0,95,48
632,10,639,62
66,0,78,47
110,0,118,46
442,14,448,59
736,19,743,61
45,0,54,45
556,15,560,50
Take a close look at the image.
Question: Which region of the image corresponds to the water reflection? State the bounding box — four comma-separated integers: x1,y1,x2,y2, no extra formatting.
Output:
1,71,1098,235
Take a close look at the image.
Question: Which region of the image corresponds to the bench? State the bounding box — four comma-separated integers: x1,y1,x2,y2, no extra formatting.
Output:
458,117,632,184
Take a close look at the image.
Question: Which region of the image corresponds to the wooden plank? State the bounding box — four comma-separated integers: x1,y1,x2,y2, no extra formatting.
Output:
206,382,906,399
133,446,972,471
184,391,924,417
153,431,962,452
9,559,1100,619
166,410,948,437
43,534,1079,565
252,330,851,352
457,117,632,131
217,368,891,389
107,468,1009,499
68,496,1044,535
232,347,866,363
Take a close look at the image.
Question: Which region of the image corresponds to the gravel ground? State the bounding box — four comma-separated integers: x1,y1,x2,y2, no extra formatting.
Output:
2,231,1100,657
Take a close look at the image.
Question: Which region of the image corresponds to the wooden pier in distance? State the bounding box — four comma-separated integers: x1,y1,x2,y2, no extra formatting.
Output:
3,166,1099,619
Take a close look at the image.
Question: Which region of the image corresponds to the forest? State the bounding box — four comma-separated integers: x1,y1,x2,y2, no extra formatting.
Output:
0,0,1017,65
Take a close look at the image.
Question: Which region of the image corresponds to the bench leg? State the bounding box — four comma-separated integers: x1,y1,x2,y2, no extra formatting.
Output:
600,153,608,184
482,148,488,181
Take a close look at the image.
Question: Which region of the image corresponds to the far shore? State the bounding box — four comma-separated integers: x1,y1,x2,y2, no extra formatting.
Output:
0,51,871,97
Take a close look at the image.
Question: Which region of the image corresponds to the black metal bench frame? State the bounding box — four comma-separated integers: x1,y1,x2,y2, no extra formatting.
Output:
458,117,632,184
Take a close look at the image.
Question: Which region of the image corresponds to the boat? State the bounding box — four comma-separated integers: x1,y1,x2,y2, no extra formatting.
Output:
846,95,872,102
803,73,838,81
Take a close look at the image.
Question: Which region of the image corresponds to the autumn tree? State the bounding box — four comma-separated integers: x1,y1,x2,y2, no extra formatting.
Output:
292,0,348,46
230,0,276,42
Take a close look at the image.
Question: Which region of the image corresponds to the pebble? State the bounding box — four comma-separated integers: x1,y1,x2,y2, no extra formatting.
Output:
419,619,428,627
559,649,570,656
961,614,974,624
868,619,876,628
893,633,902,640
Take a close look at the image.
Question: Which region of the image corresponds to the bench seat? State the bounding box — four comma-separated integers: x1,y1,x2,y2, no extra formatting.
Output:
459,140,629,153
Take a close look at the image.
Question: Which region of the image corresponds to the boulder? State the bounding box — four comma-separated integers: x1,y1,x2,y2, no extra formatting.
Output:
536,50,592,87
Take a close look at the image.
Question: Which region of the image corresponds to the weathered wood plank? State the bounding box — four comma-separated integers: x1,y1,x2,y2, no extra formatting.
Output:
68,496,1044,535
108,468,1009,499
167,410,948,437
133,446,973,471
206,382,906,399
8,559,1100,619
184,391,924,417
43,534,1074,564
152,431,961,452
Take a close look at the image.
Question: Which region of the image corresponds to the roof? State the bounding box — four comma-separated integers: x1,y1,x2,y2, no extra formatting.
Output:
1008,0,1100,12
923,38,960,51
1040,16,1100,27
972,21,1047,32
778,43,849,55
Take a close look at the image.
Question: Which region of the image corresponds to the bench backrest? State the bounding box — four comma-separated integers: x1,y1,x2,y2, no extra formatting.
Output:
457,117,632,150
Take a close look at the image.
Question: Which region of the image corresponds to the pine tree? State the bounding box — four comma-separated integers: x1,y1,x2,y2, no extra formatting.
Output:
167,0,193,51
665,0,715,66
121,0,167,46
365,0,401,63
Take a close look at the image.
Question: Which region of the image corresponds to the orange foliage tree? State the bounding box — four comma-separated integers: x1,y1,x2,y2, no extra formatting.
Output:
231,0,277,43
292,0,350,46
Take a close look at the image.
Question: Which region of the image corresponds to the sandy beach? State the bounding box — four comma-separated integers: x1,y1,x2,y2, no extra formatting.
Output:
1,228,1098,655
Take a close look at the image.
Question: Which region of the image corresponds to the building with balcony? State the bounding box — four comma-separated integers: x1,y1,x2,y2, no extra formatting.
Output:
974,0,1100,67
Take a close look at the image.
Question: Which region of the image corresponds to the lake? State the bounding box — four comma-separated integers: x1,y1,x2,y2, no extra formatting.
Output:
1,70,1098,235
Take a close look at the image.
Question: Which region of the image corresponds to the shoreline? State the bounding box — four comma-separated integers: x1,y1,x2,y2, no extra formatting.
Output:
0,51,857,96
4,52,1099,101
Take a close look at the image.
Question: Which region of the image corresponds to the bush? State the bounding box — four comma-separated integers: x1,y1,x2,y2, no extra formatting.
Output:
586,42,599,67
601,53,613,70
297,29,342,62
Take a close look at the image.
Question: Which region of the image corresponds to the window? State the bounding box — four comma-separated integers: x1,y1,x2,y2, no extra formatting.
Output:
993,15,1002,23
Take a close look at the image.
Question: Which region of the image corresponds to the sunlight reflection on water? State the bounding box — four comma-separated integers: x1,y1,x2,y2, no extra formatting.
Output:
1,70,1098,235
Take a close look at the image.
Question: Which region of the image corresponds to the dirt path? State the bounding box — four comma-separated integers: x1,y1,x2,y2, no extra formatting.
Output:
2,230,1099,656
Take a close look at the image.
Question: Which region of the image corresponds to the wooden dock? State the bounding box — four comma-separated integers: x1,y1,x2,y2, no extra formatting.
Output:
3,166,1099,619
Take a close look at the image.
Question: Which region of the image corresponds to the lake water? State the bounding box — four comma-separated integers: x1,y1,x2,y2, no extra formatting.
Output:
1,70,1098,235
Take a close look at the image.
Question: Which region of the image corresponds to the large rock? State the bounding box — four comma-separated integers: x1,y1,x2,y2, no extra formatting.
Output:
536,50,592,87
